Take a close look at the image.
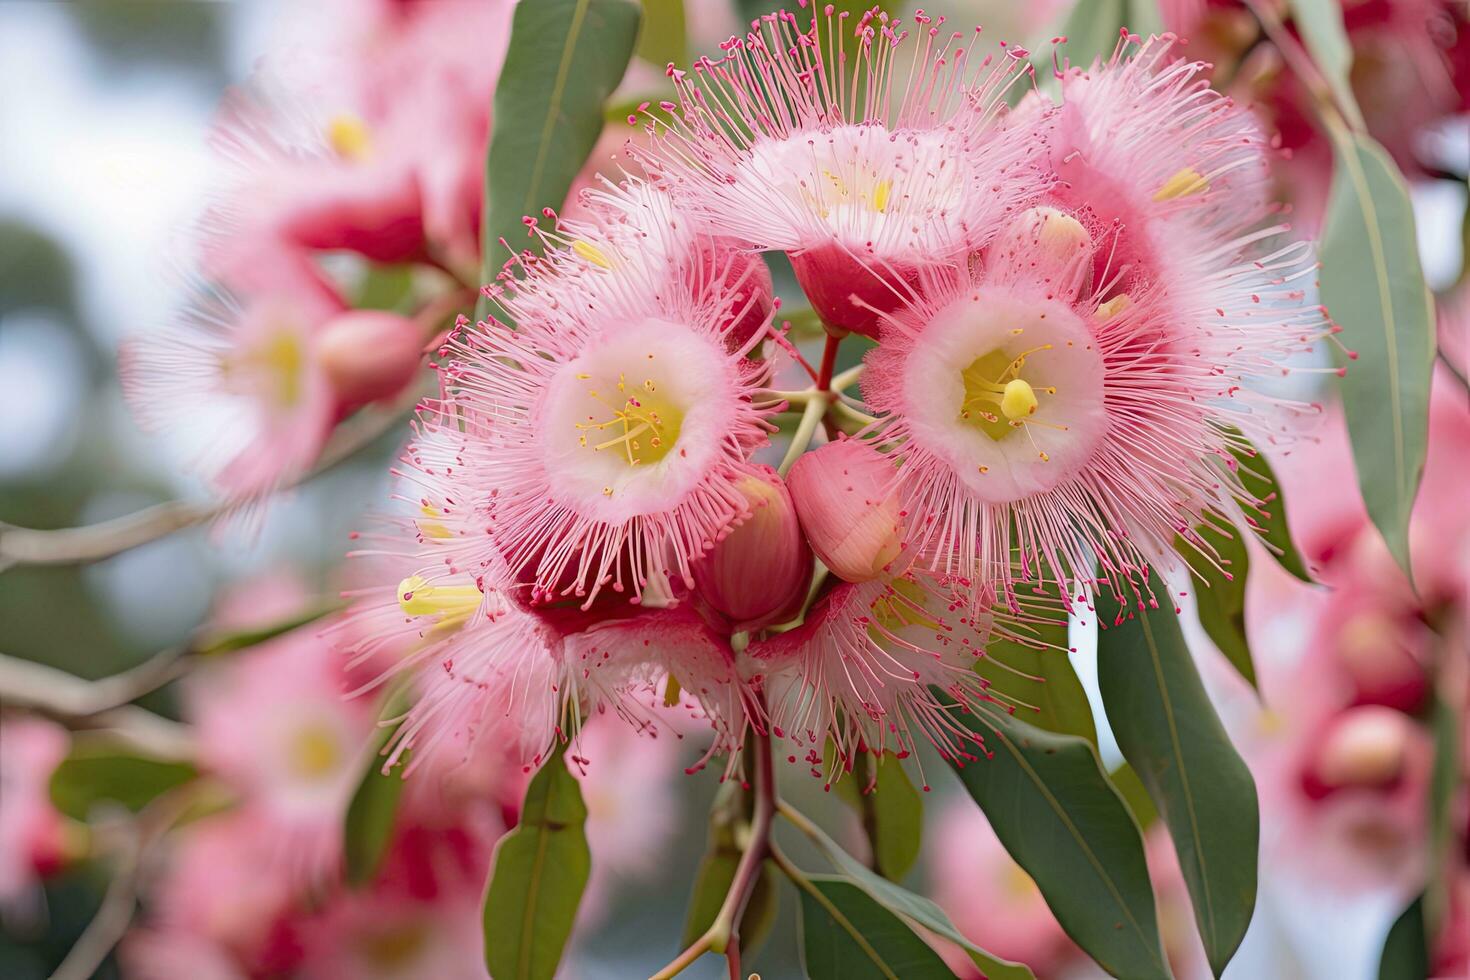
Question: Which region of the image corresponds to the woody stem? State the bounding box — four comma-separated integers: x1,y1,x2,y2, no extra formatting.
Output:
651,719,776,979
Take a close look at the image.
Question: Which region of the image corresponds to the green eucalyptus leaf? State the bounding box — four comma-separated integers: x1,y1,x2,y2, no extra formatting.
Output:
353,263,416,313
1126,0,1165,36
50,740,197,822
1378,894,1429,980
798,876,957,979
1286,0,1365,128
1097,603,1259,977
636,0,686,69
832,751,924,882
943,700,1169,979
192,599,344,656
1054,0,1126,70
478,0,641,316
978,595,1097,744
1109,762,1159,833
1425,680,1463,931
1320,129,1437,578
343,738,407,888
1224,434,1312,582
683,854,778,954
1180,514,1256,691
785,805,1035,980
483,744,590,980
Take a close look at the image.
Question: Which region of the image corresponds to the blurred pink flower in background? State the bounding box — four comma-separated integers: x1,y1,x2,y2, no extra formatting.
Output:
186,630,375,885
1239,369,1470,896
0,718,71,911
928,800,1081,976
1161,0,1470,228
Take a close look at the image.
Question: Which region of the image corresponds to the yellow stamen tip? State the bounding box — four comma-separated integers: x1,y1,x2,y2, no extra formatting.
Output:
326,114,371,161
871,179,891,214
1000,378,1039,420
396,575,482,622
1153,166,1209,202
1095,294,1132,320
573,240,613,269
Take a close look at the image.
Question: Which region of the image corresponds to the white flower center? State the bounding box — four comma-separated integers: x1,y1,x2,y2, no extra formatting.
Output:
539,318,733,518
901,289,1108,502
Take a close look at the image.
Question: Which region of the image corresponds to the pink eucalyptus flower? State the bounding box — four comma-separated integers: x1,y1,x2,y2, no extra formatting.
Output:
927,799,1081,976
0,718,70,909
186,631,375,885
443,217,777,608
205,0,514,269
338,431,756,778
631,6,1052,337
316,309,426,410
749,569,1030,771
120,250,345,503
121,813,303,978
787,437,908,584
859,37,1324,609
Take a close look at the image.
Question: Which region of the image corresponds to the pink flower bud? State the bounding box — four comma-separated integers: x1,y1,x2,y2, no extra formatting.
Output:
1305,706,1413,797
694,466,812,629
787,439,905,583
1332,608,1431,714
318,310,424,409
789,243,922,339
717,249,774,353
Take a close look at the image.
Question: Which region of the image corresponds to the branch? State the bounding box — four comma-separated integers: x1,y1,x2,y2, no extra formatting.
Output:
0,653,194,760
0,384,420,572
651,722,777,979
49,785,202,980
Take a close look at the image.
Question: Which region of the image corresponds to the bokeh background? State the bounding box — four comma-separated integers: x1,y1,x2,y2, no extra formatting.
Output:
0,2,1464,978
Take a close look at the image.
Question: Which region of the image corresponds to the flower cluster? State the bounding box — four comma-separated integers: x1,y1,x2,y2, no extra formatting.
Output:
120,0,512,507
340,7,1326,782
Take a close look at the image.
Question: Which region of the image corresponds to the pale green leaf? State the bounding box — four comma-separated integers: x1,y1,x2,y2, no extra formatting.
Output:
478,0,641,316
483,745,590,980
1320,129,1437,577
798,877,957,979
1098,604,1259,977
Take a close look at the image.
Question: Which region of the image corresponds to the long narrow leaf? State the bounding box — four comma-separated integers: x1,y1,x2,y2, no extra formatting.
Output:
1097,604,1259,977
798,876,957,979
943,702,1170,978
1320,128,1437,577
483,745,590,980
785,805,1036,980
478,0,641,316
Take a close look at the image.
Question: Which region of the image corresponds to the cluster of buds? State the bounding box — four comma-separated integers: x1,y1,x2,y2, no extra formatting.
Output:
338,6,1328,783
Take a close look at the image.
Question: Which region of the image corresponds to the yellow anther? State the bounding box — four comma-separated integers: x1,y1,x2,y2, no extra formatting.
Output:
573,240,613,269
1095,294,1132,320
1000,378,1038,420
871,179,891,214
396,575,482,622
417,505,452,540
869,578,943,638
326,114,371,161
575,371,682,466
225,329,304,410
1153,167,1209,202
288,724,342,779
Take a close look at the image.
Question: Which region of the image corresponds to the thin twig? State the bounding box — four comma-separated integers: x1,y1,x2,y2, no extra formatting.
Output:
49,786,201,980
779,396,828,476
49,818,141,980
0,653,194,759
0,383,421,571
651,721,776,979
